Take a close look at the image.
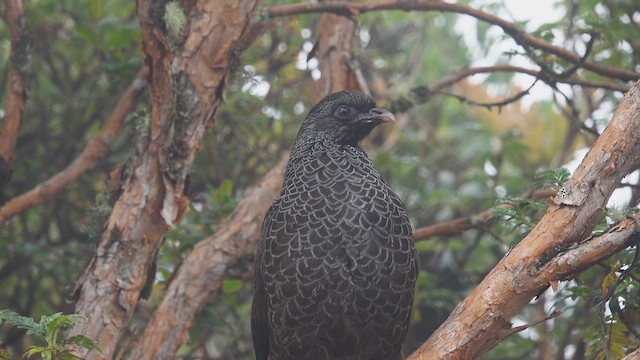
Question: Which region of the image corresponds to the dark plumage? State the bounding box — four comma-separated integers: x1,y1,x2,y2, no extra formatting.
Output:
252,90,418,360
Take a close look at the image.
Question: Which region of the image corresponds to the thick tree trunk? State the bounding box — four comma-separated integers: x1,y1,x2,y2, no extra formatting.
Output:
0,0,30,203
0,0,29,166
128,159,286,359
408,81,640,359
128,6,362,359
69,0,261,358
314,11,359,96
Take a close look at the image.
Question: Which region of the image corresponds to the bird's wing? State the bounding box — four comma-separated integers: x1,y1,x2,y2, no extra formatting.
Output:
252,206,274,360
251,270,269,360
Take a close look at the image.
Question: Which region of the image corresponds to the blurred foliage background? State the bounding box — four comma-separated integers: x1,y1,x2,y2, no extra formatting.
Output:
1,0,640,359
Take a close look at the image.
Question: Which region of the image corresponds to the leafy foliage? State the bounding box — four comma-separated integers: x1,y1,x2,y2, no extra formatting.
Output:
534,168,571,190
1,0,639,358
0,311,100,360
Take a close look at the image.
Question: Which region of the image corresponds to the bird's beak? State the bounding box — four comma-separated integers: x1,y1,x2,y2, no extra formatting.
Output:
367,108,396,124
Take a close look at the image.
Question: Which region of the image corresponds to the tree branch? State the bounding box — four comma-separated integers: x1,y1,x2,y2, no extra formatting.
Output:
313,4,359,96
429,65,630,93
129,7,359,358
408,81,640,359
127,157,287,360
68,0,262,358
0,67,148,226
623,346,640,360
433,79,539,110
538,213,640,284
0,0,30,164
413,189,556,241
267,0,640,82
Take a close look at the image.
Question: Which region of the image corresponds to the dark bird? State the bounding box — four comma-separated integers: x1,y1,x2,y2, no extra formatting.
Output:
252,90,418,360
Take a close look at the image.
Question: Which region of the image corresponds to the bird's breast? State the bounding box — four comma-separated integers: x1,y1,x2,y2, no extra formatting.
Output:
271,152,414,285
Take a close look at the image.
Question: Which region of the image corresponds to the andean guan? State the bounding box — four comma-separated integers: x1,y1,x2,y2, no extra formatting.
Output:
252,90,418,360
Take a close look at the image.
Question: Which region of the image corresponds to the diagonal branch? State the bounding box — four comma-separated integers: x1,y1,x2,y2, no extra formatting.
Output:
413,189,556,241
623,346,640,360
433,79,539,110
0,66,148,226
408,81,640,359
429,65,630,93
267,0,640,82
537,213,640,285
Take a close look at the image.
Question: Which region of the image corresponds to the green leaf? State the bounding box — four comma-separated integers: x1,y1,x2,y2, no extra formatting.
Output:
533,168,571,189
73,27,102,47
40,348,52,360
40,313,84,336
223,279,243,294
0,310,44,337
63,335,102,353
56,350,85,360
25,345,46,358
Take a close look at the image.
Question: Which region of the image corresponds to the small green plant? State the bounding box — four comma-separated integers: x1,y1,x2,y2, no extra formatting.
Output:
0,310,101,360
533,168,571,190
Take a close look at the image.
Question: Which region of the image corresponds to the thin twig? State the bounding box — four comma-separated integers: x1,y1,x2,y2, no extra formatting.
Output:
267,0,639,82
432,80,538,111
0,66,148,226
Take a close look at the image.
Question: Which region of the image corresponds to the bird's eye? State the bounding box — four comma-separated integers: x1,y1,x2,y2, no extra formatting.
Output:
336,106,352,119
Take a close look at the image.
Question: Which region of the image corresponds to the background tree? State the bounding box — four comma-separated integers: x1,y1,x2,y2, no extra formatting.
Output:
1,0,640,359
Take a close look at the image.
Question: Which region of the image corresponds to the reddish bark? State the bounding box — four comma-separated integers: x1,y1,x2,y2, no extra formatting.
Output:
408,81,640,359
314,11,359,96
69,0,261,358
128,158,286,359
0,0,30,165
128,6,360,358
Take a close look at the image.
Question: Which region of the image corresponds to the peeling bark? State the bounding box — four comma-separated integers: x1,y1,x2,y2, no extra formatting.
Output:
408,81,640,359
0,0,30,202
69,0,261,358
129,4,361,358
128,158,286,360
314,11,359,96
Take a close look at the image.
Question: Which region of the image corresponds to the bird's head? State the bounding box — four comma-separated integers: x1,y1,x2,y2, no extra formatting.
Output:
297,90,396,146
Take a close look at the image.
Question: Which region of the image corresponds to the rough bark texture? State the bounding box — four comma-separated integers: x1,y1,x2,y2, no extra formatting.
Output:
0,0,30,166
624,347,640,360
128,158,286,359
314,11,359,96
408,81,640,359
268,1,639,82
69,0,261,358
128,7,360,358
0,0,30,205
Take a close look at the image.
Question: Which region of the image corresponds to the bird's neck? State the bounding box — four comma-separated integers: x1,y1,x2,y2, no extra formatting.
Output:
289,136,362,160
284,135,372,182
